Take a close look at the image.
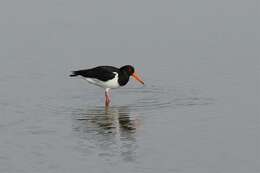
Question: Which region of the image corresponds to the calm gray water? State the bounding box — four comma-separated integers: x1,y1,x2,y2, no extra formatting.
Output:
0,0,259,173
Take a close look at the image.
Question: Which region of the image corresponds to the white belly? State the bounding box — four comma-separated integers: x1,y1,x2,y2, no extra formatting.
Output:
84,73,120,89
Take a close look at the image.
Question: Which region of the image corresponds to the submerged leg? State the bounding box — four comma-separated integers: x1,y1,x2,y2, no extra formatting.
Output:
105,89,111,107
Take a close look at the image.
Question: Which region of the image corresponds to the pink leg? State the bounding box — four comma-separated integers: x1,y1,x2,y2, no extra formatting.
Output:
105,90,111,107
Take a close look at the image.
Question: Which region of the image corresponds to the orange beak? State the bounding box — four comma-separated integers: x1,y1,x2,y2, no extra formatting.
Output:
132,72,145,85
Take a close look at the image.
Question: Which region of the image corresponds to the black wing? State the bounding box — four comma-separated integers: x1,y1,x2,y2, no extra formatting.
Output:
70,66,119,81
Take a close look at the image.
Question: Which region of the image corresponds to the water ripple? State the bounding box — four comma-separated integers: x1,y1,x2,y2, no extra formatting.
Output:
116,85,214,113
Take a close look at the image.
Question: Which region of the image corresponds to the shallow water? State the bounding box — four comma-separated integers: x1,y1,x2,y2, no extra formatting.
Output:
0,0,259,173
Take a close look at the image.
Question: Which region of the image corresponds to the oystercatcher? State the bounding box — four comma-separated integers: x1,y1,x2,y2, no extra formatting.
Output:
70,65,144,106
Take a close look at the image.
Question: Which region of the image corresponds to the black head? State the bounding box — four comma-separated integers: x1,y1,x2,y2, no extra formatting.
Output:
120,65,135,76
119,65,144,85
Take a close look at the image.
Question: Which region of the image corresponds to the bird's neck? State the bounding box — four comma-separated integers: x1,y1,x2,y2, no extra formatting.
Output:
118,71,130,86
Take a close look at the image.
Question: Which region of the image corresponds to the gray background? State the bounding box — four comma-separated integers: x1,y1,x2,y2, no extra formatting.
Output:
0,0,259,173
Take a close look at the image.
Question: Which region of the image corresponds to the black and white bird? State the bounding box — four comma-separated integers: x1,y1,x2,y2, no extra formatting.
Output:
70,65,144,106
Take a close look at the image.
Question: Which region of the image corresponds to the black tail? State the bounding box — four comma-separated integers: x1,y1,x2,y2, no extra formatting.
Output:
70,71,78,77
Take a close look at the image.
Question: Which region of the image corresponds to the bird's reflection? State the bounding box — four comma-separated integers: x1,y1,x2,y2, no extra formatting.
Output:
72,106,141,162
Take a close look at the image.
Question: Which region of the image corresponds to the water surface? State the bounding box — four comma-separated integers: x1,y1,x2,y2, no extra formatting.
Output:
0,0,259,173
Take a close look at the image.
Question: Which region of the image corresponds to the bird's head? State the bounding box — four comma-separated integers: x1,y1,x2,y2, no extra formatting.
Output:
120,65,144,85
